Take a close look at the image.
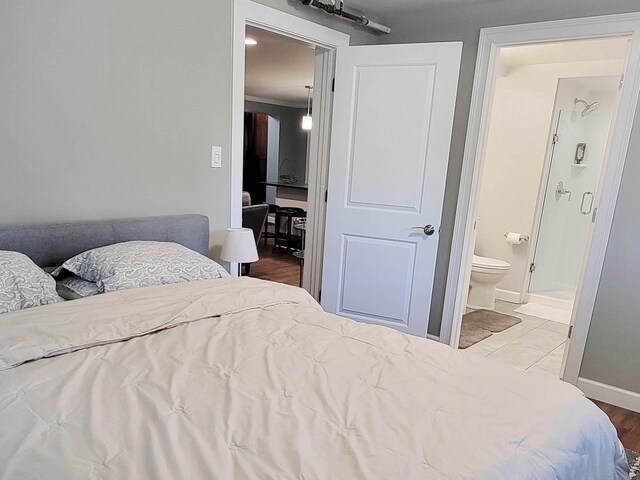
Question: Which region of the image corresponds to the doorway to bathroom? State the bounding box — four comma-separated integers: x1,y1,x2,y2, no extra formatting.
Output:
444,27,640,382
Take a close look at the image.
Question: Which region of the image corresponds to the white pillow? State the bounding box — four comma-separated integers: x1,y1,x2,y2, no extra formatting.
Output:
53,241,229,293
0,251,62,314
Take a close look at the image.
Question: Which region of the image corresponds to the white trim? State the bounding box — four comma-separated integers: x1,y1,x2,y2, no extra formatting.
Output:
244,95,307,109
303,49,336,297
441,26,498,349
440,13,640,388
526,292,573,311
577,378,640,413
495,288,522,304
427,334,440,342
231,0,349,279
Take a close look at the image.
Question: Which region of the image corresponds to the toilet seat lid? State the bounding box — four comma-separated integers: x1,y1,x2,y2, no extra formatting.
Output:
472,255,511,270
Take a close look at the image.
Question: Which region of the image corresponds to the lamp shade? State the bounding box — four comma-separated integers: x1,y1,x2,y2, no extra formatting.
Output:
302,86,313,130
220,228,259,263
301,114,312,131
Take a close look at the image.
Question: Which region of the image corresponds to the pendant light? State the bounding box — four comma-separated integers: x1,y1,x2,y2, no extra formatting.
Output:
302,85,313,131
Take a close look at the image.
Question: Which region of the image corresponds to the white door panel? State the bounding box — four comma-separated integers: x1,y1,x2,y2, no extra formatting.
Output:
321,42,462,337
341,235,416,325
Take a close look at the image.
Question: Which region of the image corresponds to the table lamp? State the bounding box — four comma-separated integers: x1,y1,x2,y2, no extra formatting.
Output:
220,228,259,276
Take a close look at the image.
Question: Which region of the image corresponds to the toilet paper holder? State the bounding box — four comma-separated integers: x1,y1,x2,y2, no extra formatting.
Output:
504,232,530,242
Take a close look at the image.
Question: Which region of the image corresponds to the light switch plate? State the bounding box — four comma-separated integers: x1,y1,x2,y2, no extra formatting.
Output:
211,146,222,168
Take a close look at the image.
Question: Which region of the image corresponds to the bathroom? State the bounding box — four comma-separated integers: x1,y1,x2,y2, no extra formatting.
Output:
459,37,629,376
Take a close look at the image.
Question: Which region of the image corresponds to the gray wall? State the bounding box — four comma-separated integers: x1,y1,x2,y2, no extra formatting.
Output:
0,0,376,258
245,101,309,182
379,0,640,393
580,101,640,393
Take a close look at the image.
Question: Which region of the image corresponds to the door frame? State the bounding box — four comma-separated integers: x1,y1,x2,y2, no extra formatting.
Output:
440,13,640,386
231,0,349,297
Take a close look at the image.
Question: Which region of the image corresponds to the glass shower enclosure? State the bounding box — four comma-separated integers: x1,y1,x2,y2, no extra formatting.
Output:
528,109,611,302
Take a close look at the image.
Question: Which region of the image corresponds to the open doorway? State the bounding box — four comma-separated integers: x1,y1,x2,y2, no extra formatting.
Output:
449,33,636,379
231,1,349,298
241,26,315,287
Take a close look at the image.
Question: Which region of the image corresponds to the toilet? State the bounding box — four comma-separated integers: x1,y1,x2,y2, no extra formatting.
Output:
467,255,511,310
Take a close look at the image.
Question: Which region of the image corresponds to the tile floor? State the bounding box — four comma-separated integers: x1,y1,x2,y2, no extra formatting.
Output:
462,300,570,377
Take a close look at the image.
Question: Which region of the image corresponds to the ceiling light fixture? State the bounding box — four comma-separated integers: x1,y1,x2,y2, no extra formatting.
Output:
245,37,258,46
302,85,313,131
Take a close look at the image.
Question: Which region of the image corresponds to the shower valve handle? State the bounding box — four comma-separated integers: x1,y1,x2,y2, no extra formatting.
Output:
555,181,572,201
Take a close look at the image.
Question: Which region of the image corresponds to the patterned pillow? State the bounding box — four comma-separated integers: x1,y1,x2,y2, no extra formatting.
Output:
53,241,230,293
0,251,62,314
56,275,102,300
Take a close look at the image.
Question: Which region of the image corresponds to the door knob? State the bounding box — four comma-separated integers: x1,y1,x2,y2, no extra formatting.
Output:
412,225,436,236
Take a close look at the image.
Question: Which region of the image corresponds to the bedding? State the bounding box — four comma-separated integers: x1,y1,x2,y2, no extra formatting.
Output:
0,277,628,479
0,251,61,314
55,274,101,300
52,240,229,293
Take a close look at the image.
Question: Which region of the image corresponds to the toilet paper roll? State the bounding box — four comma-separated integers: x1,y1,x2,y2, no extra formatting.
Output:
506,232,523,245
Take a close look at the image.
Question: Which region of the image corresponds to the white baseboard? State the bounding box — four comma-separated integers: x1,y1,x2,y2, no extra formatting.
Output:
577,377,640,413
527,293,573,311
427,334,440,342
495,288,522,304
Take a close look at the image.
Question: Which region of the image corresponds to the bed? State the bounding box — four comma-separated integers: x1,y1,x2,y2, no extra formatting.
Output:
0,216,629,479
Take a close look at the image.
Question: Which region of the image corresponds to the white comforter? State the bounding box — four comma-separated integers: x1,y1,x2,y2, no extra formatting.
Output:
0,278,628,479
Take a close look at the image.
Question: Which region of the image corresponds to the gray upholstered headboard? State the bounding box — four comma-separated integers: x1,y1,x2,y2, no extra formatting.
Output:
0,215,210,268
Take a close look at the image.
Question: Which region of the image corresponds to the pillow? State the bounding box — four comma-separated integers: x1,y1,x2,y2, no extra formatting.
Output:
0,251,62,314
56,275,102,300
53,241,230,293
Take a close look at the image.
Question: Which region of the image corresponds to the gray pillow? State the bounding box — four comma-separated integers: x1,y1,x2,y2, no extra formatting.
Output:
53,241,230,293
0,251,62,314
56,275,102,300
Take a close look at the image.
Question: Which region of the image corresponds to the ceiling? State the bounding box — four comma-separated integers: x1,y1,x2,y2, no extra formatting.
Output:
345,0,496,13
244,26,315,107
561,75,620,93
244,24,631,106
499,37,630,71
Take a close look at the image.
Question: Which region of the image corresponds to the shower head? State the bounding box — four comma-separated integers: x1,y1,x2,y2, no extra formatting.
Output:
574,98,600,117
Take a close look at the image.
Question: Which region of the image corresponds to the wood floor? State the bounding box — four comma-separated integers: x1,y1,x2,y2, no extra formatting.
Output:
247,239,301,287
249,243,640,452
593,400,640,451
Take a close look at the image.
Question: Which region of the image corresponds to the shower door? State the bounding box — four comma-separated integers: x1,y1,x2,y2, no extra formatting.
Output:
528,109,611,300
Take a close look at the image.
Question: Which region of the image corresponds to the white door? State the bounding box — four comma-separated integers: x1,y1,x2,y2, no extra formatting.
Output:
321,42,462,336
